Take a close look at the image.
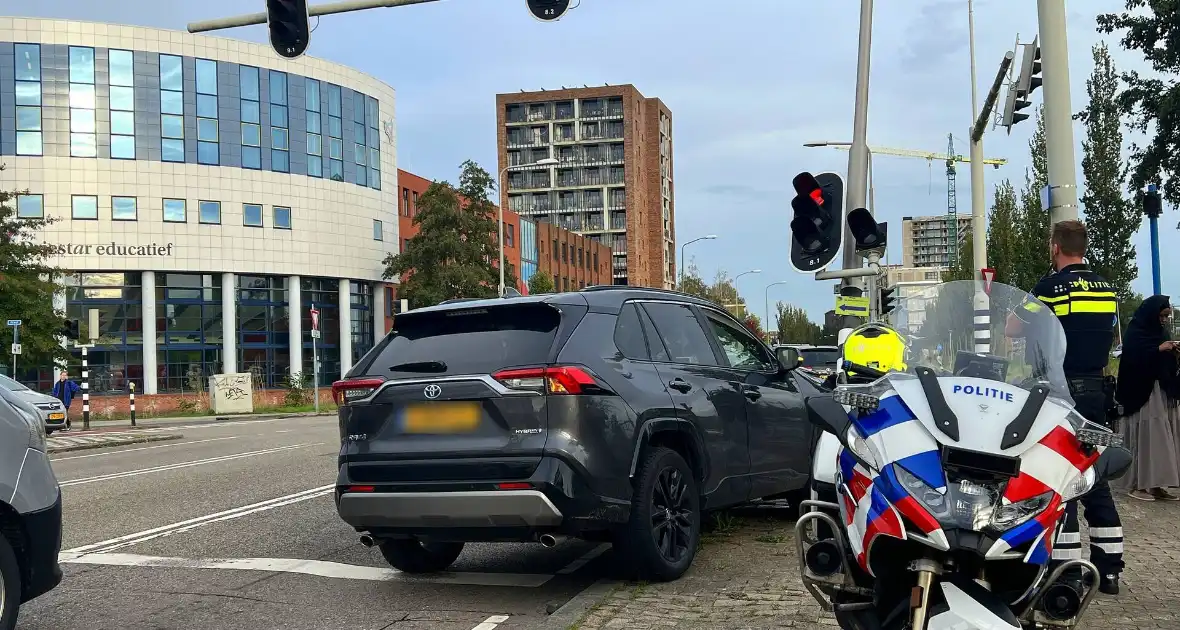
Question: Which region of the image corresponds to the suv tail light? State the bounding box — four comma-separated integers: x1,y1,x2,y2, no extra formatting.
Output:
493,366,607,395
331,377,386,405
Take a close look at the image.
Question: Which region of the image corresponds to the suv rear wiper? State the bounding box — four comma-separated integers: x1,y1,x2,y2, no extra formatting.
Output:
389,361,448,373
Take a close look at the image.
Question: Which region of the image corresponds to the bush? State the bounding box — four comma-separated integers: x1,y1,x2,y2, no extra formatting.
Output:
282,372,314,407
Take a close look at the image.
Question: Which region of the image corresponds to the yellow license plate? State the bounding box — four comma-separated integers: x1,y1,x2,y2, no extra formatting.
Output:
402,402,481,434
48,413,65,421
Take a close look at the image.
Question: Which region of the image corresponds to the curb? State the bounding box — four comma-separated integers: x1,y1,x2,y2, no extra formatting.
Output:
81,411,333,430
536,579,621,629
48,433,183,454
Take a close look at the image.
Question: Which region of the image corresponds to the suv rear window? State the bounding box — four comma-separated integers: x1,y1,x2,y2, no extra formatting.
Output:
372,303,562,378
801,348,840,367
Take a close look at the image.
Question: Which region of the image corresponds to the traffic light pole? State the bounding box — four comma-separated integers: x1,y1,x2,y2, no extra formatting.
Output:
186,0,441,33
841,0,874,329
1036,0,1080,224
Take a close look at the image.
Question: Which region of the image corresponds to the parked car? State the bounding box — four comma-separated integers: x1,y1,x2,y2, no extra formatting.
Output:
0,375,67,434
0,377,63,630
332,286,818,581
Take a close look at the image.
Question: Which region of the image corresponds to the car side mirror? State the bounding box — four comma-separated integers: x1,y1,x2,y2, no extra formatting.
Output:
1093,446,1133,482
805,395,851,438
776,347,800,372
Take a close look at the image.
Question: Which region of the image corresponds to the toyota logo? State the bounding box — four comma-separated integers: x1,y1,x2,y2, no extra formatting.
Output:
423,384,443,399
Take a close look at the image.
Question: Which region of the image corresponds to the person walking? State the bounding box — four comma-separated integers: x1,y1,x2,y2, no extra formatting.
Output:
1114,295,1180,501
1006,220,1124,595
51,371,81,431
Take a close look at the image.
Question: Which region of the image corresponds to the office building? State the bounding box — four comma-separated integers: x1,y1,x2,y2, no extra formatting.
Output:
900,215,972,268
496,84,675,288
1,18,397,393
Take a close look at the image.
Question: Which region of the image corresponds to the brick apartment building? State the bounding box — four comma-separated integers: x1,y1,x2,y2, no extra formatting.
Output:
496,84,675,289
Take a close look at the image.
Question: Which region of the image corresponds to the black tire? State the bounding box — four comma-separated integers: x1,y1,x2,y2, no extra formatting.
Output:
377,539,464,573
0,533,22,630
615,446,701,582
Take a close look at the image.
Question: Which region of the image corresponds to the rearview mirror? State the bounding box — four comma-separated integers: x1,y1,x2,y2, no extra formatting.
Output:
805,395,851,438
1093,446,1133,482
776,346,800,371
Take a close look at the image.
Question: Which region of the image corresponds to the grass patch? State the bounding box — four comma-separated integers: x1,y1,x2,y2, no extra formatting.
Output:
754,532,790,544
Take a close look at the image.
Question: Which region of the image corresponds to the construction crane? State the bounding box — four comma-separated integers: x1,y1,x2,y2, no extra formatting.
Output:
829,140,1007,266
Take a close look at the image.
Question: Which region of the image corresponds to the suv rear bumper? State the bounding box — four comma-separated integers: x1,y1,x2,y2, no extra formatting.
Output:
338,489,563,529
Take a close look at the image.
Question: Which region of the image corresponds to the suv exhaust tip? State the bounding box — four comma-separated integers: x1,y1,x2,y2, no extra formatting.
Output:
360,534,378,548
538,534,565,548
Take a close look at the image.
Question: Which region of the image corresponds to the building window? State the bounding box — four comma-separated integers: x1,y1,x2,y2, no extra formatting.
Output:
411,191,419,214
327,83,343,181
237,275,291,389
562,242,568,263
163,198,187,223
62,273,145,394
351,93,368,187
112,196,137,221
269,70,289,173
384,286,394,317
158,273,223,392
160,54,184,162
72,195,98,220
373,219,383,241
506,223,515,248
305,78,323,178
68,46,97,157
108,49,135,159
16,194,43,219
350,281,375,363
403,238,410,251
552,239,558,260
198,200,221,225
240,66,261,169
367,96,381,189
195,59,219,165
273,206,292,229
300,278,341,385
15,44,42,156
593,251,599,270
243,203,263,227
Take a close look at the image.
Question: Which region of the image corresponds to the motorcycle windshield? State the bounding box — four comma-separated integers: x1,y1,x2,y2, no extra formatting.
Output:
888,279,1073,409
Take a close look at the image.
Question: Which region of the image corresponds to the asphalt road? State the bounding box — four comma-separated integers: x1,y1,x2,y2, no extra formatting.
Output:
19,415,615,630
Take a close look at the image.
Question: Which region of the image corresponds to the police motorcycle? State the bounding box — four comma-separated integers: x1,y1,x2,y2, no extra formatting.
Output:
797,280,1132,630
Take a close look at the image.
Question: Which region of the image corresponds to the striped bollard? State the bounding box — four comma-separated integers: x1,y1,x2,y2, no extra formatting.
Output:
81,345,90,431
129,382,136,427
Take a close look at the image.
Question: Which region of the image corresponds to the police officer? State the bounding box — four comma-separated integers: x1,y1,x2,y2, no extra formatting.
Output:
1006,219,1123,595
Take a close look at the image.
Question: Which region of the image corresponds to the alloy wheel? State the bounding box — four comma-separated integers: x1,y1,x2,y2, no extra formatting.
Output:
650,466,693,563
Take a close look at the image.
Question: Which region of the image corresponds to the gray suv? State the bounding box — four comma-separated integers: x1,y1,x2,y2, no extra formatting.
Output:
0,375,67,434
0,381,63,629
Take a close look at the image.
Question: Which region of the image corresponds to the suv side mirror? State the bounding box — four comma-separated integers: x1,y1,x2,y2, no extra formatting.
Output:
776,346,800,372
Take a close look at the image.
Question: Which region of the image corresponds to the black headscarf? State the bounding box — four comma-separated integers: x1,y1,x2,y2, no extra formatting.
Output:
1116,295,1178,414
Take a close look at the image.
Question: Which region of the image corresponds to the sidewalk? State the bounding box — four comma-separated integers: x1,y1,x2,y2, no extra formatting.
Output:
561,497,1179,629
46,410,333,454
65,409,333,432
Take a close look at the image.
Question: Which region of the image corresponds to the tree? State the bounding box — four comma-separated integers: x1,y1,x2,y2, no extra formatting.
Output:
985,180,1022,286
528,270,555,295
1077,42,1140,300
677,258,711,299
1012,108,1052,293
382,160,517,307
775,301,822,344
743,313,764,339
943,228,975,282
0,169,68,374
1097,4,1180,206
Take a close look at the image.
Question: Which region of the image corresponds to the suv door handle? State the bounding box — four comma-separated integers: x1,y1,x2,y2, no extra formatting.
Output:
743,386,762,401
668,378,692,393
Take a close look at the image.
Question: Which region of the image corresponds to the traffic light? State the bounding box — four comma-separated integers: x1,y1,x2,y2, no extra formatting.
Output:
788,171,845,273
846,208,888,253
266,0,311,59
1143,185,1163,218
1001,36,1042,132
527,0,571,21
61,318,79,340
879,287,897,317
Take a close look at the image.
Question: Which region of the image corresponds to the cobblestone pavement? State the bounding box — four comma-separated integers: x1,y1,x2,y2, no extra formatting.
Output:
568,497,1180,629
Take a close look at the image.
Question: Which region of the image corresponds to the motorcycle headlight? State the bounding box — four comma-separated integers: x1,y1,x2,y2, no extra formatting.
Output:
1061,466,1096,502
846,425,881,471
989,491,1054,531
894,464,951,519
894,464,1004,531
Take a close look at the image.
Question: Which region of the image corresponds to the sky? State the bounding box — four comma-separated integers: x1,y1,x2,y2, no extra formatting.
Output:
14,0,1178,322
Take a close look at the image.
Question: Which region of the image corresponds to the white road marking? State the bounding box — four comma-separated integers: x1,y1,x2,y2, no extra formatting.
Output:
61,485,335,557
58,443,319,487
53,437,239,461
556,543,611,575
59,554,552,588
471,615,511,630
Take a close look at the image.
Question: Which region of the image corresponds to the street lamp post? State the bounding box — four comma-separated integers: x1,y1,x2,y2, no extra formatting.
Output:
764,280,791,340
679,235,718,288
732,269,762,320
499,157,559,297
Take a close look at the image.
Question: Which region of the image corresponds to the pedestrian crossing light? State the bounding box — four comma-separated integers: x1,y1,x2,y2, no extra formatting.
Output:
527,0,571,21
266,0,311,59
61,318,79,340
789,171,845,274
1001,36,1042,132
879,287,897,318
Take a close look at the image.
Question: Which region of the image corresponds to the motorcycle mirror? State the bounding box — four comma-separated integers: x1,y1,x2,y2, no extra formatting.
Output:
805,395,851,438
1093,446,1133,482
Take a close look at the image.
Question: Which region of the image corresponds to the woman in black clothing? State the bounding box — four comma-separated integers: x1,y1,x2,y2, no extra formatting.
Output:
1115,295,1180,501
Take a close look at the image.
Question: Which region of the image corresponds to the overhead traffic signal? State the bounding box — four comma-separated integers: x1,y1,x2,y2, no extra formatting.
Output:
266,0,311,59
1001,36,1042,132
61,318,79,340
879,287,897,318
527,0,571,21
846,208,888,254
788,171,845,273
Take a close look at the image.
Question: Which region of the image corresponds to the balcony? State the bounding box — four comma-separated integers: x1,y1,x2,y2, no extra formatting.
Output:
554,102,575,119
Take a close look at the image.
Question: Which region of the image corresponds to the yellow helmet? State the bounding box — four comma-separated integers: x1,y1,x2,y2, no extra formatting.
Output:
841,323,908,377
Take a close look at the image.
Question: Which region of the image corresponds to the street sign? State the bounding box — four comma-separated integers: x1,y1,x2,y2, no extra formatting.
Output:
309,306,320,331
981,268,996,295
310,329,321,339
6,320,20,327
11,344,21,356
835,295,870,317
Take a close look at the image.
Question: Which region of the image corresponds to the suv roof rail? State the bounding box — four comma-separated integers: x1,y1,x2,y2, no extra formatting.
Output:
581,285,701,299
